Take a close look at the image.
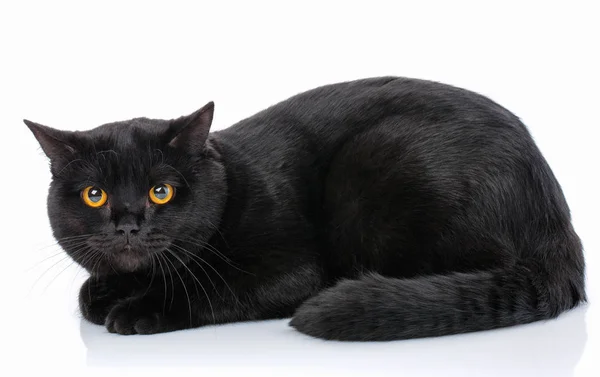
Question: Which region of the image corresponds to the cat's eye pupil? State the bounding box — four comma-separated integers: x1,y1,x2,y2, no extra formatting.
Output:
154,185,169,200
88,188,103,202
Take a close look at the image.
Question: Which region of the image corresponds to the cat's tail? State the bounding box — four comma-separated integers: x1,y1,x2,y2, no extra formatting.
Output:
289,263,585,341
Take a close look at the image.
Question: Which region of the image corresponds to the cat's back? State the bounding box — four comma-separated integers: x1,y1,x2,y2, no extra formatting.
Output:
220,77,528,144
215,77,533,168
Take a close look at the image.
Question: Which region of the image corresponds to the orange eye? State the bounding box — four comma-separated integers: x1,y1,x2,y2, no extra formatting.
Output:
82,186,108,208
149,183,174,205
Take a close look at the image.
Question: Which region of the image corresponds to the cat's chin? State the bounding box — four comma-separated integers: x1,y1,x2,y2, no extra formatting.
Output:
105,249,151,273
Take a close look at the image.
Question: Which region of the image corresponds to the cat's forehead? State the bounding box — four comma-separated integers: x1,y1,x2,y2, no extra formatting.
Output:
68,118,177,186
86,117,170,150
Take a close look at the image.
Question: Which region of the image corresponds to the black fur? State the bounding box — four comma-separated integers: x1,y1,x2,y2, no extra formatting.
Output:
26,77,585,341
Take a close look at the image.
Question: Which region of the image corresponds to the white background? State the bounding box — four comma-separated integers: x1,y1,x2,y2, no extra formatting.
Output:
0,1,598,376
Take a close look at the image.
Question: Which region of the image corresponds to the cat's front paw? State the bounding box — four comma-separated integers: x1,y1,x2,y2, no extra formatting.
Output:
79,277,120,325
105,298,171,335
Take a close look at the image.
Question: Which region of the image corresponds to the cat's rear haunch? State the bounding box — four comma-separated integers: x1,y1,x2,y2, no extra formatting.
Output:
26,77,585,341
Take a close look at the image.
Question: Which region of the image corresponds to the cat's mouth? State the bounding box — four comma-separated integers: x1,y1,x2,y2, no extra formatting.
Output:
93,240,156,274
104,238,173,273
70,234,172,275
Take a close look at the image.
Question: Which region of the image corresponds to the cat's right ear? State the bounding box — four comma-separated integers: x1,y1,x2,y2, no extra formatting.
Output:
24,120,77,161
167,102,215,153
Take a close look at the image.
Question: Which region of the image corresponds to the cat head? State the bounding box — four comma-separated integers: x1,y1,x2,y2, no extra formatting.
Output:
26,102,227,275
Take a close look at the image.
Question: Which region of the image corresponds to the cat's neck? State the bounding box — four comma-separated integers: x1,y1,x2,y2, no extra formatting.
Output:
206,134,260,244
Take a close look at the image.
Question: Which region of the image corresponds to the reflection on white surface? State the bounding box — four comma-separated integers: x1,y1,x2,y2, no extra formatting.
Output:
80,305,588,376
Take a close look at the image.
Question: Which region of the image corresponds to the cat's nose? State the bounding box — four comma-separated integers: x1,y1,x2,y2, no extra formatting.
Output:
116,223,140,236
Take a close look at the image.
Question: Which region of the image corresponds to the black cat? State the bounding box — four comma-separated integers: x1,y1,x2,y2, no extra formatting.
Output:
26,77,585,340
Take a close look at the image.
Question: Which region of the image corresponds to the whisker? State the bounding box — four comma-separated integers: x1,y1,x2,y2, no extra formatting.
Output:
54,234,96,242
36,235,91,249
32,236,93,256
205,218,229,248
28,244,91,294
170,244,222,300
71,247,98,274
25,241,87,272
172,244,241,306
158,221,230,259
157,251,176,309
142,253,157,298
154,252,168,314
43,250,89,293
89,249,106,278
55,158,85,177
166,233,253,276
166,248,216,326
25,249,73,273
163,251,193,327
70,265,87,290
28,254,71,294
108,259,119,275
160,163,191,190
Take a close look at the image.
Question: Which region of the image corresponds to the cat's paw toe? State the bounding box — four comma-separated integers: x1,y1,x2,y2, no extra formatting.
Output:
133,313,163,335
105,301,164,335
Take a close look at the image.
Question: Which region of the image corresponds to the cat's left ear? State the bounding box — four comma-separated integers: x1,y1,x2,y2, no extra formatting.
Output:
168,102,214,152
